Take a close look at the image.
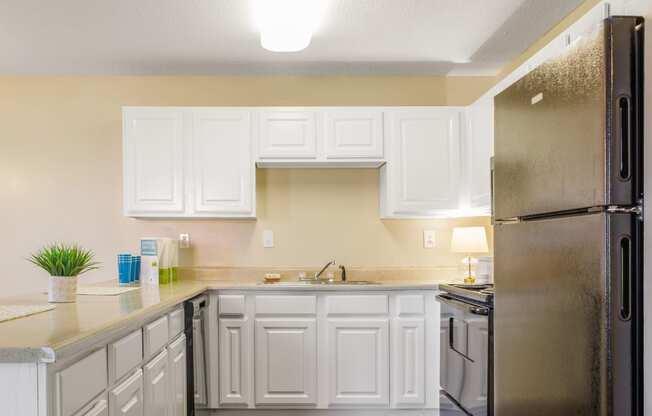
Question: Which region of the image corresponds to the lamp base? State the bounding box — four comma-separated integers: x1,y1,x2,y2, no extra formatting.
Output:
464,275,476,284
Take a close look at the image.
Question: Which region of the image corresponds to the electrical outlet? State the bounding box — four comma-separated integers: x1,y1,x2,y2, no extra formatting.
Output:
263,230,274,248
423,230,436,249
179,233,190,249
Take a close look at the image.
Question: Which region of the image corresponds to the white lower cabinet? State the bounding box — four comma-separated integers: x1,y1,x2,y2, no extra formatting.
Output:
211,291,438,411
327,319,389,406
109,369,144,416
168,335,187,416
219,318,251,406
73,394,108,416
254,319,317,405
144,349,171,416
391,318,426,407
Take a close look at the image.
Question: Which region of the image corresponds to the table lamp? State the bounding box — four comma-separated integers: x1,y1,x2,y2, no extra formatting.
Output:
451,226,489,284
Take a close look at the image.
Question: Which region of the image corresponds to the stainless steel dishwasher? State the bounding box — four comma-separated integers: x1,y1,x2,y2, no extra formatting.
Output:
185,294,208,415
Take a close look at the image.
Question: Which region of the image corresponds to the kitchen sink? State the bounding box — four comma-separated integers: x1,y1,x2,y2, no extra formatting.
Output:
259,280,378,286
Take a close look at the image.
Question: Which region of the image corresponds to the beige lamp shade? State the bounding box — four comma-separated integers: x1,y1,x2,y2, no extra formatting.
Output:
450,226,489,253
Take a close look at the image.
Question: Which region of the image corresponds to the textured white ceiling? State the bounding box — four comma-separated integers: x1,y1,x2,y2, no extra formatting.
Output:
0,0,584,75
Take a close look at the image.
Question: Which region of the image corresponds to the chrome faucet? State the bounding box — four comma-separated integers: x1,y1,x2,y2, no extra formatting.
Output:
314,260,336,280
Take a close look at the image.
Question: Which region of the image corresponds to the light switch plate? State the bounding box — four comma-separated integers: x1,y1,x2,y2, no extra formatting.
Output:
179,233,190,249
263,230,274,248
423,230,436,249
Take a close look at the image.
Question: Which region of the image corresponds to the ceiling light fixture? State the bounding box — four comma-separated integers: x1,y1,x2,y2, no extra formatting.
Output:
254,0,324,52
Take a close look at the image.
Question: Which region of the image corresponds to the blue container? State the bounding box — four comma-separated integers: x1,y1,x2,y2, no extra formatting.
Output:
131,256,141,285
118,254,132,286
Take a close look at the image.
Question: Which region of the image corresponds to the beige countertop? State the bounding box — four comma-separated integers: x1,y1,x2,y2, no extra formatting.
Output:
0,279,441,363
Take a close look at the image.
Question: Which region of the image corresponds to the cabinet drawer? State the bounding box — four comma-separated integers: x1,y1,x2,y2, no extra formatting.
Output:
109,329,143,384
56,348,108,416
255,295,316,315
143,315,169,359
168,307,184,340
72,392,108,416
397,295,425,315
219,295,245,316
109,369,144,416
327,295,388,315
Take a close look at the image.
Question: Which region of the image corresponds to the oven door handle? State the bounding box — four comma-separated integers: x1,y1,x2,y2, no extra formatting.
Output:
437,294,489,315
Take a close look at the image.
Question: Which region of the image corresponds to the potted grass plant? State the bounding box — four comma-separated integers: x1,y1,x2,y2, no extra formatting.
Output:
29,243,100,303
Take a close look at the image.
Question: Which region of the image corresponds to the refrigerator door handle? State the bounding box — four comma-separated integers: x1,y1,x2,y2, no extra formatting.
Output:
617,96,632,181
619,235,633,321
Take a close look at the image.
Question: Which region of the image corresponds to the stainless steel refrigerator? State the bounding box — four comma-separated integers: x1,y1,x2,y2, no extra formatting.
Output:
493,16,644,415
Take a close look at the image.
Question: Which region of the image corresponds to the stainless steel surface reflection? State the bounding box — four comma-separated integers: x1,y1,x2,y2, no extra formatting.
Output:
494,214,607,415
494,23,607,219
438,294,490,416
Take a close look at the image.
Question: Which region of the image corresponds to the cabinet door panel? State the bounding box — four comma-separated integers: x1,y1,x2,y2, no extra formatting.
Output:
168,335,187,416
324,110,383,159
219,318,250,405
391,318,425,407
57,348,108,416
73,394,108,416
255,319,317,405
144,349,170,416
123,109,185,215
191,110,253,215
466,98,493,212
386,109,461,215
258,111,317,159
109,369,144,416
327,319,389,406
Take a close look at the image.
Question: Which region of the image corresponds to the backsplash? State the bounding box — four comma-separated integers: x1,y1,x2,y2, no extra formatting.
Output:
180,265,467,284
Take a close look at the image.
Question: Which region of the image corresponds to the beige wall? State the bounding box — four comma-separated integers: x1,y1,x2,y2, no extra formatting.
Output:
0,76,493,297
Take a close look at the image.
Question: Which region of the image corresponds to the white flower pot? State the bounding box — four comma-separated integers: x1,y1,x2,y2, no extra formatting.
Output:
48,276,78,303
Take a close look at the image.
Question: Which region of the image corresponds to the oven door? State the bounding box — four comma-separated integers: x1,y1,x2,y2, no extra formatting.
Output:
438,294,490,416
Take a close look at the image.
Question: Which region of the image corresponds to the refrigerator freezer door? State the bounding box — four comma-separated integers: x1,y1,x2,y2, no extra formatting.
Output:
494,17,643,220
494,213,641,415
495,214,608,415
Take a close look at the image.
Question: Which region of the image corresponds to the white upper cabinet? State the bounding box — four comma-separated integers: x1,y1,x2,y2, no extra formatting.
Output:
381,108,462,217
190,109,254,216
123,107,255,218
464,97,493,214
124,106,493,219
123,108,186,216
255,108,385,167
258,110,318,159
324,110,383,159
